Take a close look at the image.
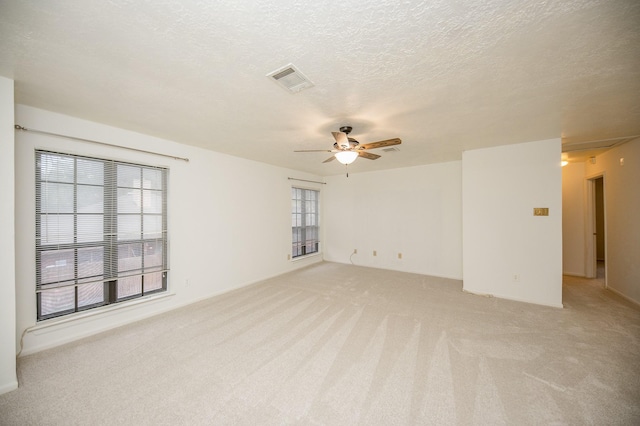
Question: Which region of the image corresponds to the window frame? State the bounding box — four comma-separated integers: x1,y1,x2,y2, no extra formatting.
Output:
35,150,169,321
291,186,320,259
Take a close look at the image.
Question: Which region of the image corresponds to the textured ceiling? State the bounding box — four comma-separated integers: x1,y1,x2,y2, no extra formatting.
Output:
1,0,639,175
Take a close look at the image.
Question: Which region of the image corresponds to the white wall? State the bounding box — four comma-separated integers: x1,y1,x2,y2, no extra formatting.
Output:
0,77,18,394
462,139,563,308
562,162,586,276
585,139,640,304
14,105,322,355
323,162,462,279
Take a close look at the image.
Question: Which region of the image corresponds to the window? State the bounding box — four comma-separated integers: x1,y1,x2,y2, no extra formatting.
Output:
35,151,168,321
291,187,319,258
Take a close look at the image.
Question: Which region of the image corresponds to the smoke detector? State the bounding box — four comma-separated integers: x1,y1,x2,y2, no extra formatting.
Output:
267,63,314,93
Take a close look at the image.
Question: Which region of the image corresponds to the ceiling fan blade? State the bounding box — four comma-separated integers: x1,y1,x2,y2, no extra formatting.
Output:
323,155,336,163
294,149,335,152
331,131,350,149
359,138,401,150
358,151,381,160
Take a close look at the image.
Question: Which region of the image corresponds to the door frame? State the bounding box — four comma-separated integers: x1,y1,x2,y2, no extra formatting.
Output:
585,173,606,283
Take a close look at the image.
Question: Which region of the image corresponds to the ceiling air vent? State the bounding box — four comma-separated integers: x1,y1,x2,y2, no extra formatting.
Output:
267,63,314,93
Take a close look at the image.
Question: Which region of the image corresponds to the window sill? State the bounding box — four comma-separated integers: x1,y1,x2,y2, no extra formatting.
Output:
291,252,322,262
30,291,176,333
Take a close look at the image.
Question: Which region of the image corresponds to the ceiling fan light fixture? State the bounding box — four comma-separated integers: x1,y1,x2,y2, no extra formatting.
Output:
335,151,358,165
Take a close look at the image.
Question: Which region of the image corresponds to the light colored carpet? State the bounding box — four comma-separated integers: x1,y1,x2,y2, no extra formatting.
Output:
1,262,639,425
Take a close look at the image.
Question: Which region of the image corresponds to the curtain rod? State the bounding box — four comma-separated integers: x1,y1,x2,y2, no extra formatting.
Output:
287,177,326,185
14,125,190,162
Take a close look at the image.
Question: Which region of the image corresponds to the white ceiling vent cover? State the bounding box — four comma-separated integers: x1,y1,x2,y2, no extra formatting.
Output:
267,63,314,93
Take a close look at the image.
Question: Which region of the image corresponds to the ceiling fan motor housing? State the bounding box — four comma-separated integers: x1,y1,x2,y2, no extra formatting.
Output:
334,139,359,150
335,126,357,149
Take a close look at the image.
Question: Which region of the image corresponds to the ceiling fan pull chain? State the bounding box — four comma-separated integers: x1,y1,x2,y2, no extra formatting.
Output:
346,164,349,177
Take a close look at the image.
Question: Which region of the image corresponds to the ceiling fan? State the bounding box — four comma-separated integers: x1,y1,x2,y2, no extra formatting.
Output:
295,126,401,165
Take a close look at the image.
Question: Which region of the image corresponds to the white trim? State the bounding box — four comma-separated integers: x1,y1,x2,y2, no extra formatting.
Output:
0,380,18,396
607,286,640,308
19,292,175,356
18,258,324,356
291,251,322,262
29,292,175,333
462,288,564,309
17,125,189,162
562,272,587,278
584,172,607,283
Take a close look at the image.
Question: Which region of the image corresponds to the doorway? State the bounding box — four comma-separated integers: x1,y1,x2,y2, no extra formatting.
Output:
585,175,606,283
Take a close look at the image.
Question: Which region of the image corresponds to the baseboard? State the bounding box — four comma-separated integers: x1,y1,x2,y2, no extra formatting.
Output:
462,288,564,309
606,286,640,308
327,258,463,282
19,257,324,357
563,272,586,278
0,380,18,396
19,293,177,356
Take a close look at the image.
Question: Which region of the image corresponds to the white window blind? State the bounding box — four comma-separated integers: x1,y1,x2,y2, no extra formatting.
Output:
35,150,168,320
291,187,319,258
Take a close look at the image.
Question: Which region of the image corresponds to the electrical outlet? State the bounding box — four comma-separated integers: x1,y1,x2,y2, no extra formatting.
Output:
185,278,190,287
287,254,291,260
398,253,402,259
373,250,377,256
513,274,520,282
